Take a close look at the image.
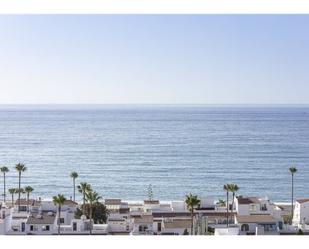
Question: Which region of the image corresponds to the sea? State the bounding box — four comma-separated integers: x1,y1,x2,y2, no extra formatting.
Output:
0,105,308,202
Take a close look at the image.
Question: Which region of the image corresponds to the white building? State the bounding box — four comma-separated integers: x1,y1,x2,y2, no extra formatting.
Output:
171,201,186,212
293,199,309,227
199,198,216,210
0,207,11,235
107,216,130,234
215,227,239,235
26,212,56,234
160,218,191,235
233,196,283,235
235,215,279,235
0,198,81,235
236,197,282,221
130,213,154,235
236,197,279,216
60,216,108,235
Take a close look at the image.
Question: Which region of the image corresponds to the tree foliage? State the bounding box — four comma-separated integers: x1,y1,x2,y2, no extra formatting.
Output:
75,202,109,224
297,229,304,235
147,184,154,201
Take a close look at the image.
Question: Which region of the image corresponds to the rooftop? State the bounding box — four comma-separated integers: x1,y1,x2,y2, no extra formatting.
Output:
236,215,277,224
275,204,292,214
144,200,160,205
132,214,153,224
63,200,78,207
26,213,56,225
15,199,35,206
237,197,260,205
119,208,130,214
296,199,309,204
163,219,191,229
152,211,235,218
105,199,122,205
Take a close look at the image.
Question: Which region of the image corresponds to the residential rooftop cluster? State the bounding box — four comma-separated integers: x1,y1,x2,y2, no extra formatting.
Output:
1,195,309,235
0,165,306,235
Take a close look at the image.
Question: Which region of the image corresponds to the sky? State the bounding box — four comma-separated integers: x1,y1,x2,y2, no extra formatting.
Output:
0,14,308,104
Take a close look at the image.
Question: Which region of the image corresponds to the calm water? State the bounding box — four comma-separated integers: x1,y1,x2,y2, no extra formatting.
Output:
0,105,308,202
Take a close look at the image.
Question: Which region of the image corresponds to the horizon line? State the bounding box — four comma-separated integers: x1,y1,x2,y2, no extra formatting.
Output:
0,103,309,107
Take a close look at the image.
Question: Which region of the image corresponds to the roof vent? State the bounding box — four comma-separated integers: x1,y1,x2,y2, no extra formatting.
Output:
36,214,43,219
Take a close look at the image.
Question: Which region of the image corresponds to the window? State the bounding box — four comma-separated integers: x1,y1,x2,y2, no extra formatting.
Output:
249,205,257,212
30,225,38,231
60,218,65,224
139,225,148,232
278,221,283,230
20,206,27,212
158,222,162,232
42,225,50,231
73,222,77,231
241,224,249,231
261,204,267,211
263,224,275,231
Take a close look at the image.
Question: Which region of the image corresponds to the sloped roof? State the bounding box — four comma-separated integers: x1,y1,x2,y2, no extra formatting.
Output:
63,200,78,207
163,219,191,229
15,199,36,206
152,211,235,218
236,215,276,223
237,197,259,205
133,215,153,224
26,213,56,224
296,199,309,204
105,199,122,205
144,200,160,205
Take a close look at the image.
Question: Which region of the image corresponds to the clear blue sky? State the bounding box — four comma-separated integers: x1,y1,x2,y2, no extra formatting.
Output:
0,15,308,104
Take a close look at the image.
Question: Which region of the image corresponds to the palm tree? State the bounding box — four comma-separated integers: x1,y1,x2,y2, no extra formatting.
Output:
53,194,66,235
15,163,27,212
24,186,34,212
223,184,231,227
185,193,200,235
77,182,92,215
289,167,297,222
15,188,25,201
9,188,16,206
229,184,239,212
85,190,101,235
24,186,34,201
0,166,9,203
217,199,226,207
70,171,78,202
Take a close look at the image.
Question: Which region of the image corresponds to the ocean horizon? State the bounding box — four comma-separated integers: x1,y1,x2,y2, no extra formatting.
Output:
0,104,308,202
